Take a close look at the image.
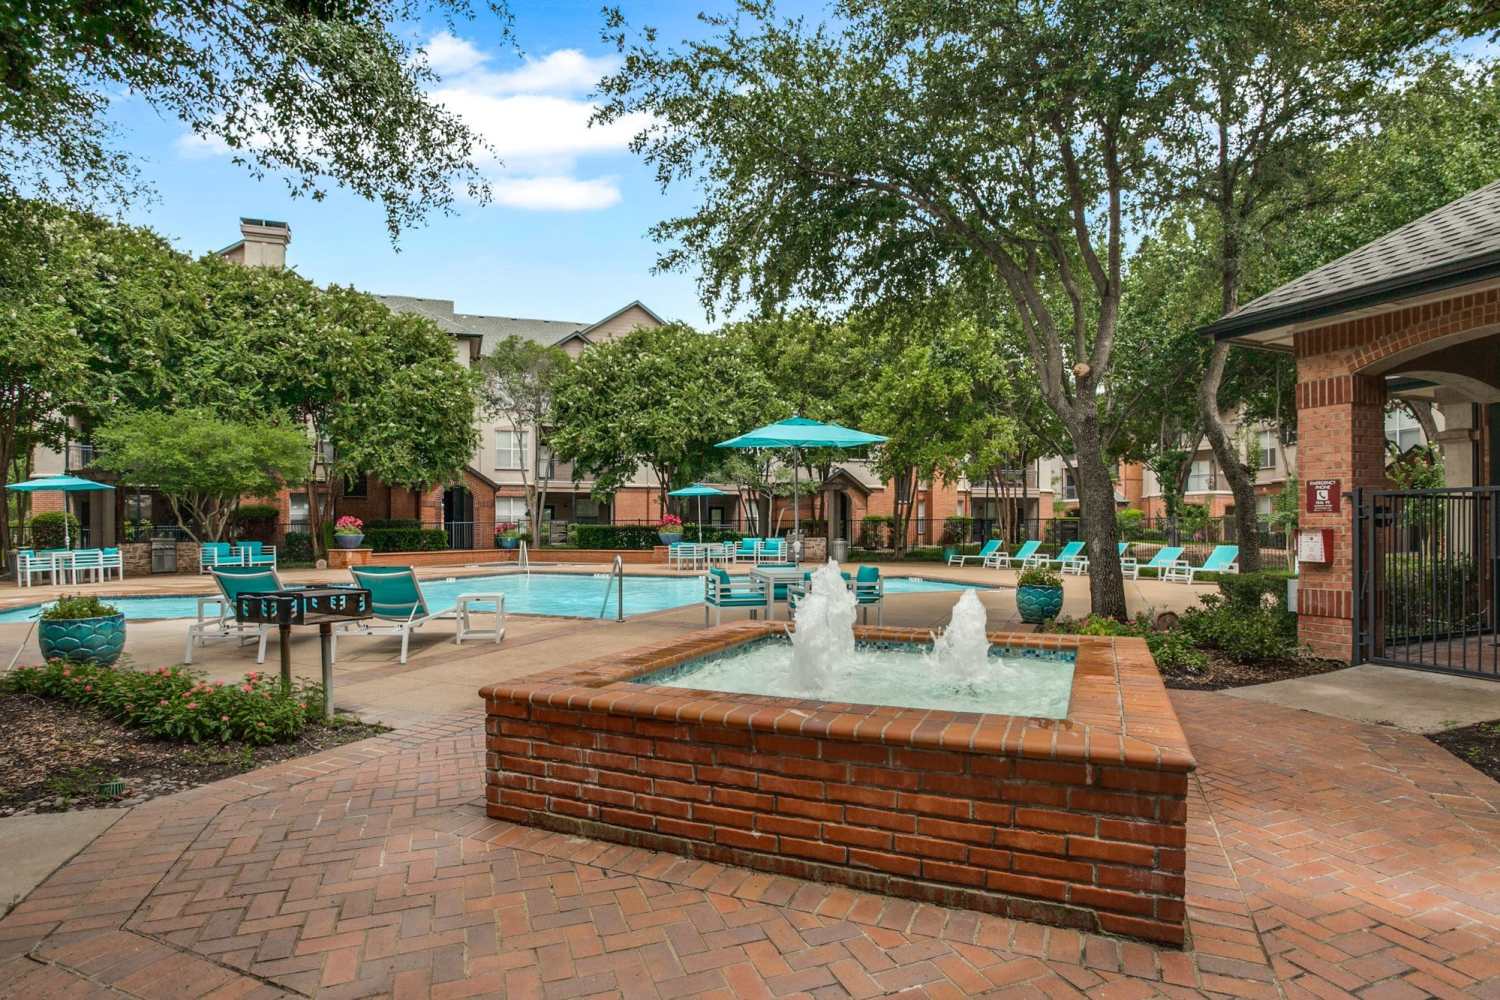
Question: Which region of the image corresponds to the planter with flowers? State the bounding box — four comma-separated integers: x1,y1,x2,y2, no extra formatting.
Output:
658,514,684,545
333,516,365,549
495,521,522,549
38,595,126,667
1015,566,1065,624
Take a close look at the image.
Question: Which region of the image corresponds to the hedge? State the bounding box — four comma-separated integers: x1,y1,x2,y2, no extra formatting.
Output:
366,518,421,530
29,511,80,548
573,524,662,549
283,532,314,563
366,526,448,552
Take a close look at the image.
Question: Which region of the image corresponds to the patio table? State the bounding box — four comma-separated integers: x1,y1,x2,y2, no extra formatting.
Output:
750,565,806,620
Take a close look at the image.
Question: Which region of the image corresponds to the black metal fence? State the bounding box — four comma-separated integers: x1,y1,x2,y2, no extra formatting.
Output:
1354,486,1499,678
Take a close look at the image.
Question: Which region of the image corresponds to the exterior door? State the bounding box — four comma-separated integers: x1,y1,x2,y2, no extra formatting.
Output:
443,485,475,549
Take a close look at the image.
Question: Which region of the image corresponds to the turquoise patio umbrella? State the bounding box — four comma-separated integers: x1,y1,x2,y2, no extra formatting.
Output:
666,483,732,542
717,417,887,558
5,475,116,548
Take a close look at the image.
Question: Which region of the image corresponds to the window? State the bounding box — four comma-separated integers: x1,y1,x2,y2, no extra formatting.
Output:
495,429,527,469
495,497,527,525
1256,430,1277,470
1256,495,1273,519
1063,471,1078,501
288,493,310,531
344,471,368,497
708,506,725,525
1385,408,1425,453
1187,459,1213,493
575,498,600,519
124,492,151,522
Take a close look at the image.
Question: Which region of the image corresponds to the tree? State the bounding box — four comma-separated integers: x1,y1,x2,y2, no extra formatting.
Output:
180,260,482,556
549,323,778,513
597,0,1209,617
94,409,310,542
481,336,574,546
0,0,511,234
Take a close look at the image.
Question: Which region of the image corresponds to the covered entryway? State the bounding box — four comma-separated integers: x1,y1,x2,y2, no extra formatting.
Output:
443,484,474,549
1203,179,1500,666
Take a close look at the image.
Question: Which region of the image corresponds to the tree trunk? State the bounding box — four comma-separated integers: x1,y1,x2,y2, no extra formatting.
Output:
1070,419,1127,619
1200,340,1262,572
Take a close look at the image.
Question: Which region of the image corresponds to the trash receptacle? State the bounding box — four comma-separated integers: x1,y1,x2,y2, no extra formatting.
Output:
830,539,850,562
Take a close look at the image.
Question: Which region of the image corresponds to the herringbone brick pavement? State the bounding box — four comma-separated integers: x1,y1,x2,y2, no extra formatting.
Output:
1,691,1497,998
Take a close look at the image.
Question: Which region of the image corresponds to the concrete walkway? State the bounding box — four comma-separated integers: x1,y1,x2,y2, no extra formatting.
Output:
1226,662,1500,733
0,809,122,916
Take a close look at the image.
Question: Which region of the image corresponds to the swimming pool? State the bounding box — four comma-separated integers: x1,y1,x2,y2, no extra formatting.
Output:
0,572,985,623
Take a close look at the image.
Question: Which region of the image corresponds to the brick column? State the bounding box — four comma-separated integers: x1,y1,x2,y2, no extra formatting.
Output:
1294,372,1386,659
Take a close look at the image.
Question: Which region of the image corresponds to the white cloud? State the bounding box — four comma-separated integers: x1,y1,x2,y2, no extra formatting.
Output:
176,35,643,214
490,175,621,211
424,31,489,77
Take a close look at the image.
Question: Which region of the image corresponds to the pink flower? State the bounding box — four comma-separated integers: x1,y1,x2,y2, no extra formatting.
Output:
186,702,197,709
83,684,92,693
181,691,191,699
159,699,168,706
221,714,229,722
212,681,223,689
241,684,254,693
61,667,71,677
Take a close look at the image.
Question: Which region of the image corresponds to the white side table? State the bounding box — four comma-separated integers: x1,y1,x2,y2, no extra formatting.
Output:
455,593,506,645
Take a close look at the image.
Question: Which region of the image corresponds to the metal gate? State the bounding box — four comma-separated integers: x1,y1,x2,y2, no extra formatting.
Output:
1353,485,1500,677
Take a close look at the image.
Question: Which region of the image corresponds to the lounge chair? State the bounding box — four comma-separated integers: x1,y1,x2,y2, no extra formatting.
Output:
731,538,760,563
185,566,281,665
100,547,124,581
704,567,768,626
757,538,786,564
1069,542,1129,576
199,541,243,573
1033,541,1086,572
992,540,1042,569
1120,545,1184,581
853,565,884,625
336,566,505,664
1164,545,1239,584
236,540,277,568
948,539,1001,567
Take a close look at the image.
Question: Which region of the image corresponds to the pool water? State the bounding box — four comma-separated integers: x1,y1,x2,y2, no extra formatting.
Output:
0,572,982,623
634,636,1076,717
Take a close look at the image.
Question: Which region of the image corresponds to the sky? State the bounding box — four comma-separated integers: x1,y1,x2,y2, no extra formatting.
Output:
104,1,808,329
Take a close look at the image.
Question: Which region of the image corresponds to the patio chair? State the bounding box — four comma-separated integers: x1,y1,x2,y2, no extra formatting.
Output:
732,537,760,563
236,540,277,568
100,546,124,581
991,540,1042,569
69,548,105,584
947,539,1001,567
336,566,505,664
1069,542,1129,576
704,567,769,626
757,538,786,564
199,541,243,573
16,549,53,587
853,565,884,625
185,566,281,665
1164,545,1239,585
1120,545,1184,581
668,541,706,570
1032,541,1086,573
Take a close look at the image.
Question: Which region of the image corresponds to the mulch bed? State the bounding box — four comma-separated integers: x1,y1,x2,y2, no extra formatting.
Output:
1162,652,1346,691
1430,721,1500,783
0,692,388,817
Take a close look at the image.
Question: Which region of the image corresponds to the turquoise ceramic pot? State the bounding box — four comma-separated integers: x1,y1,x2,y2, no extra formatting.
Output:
658,531,683,545
1015,585,1064,624
38,613,126,666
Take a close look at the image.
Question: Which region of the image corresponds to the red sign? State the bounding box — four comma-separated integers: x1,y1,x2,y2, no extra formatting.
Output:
1306,479,1341,514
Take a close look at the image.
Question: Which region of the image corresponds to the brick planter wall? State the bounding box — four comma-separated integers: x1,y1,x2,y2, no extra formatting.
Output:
482,626,1194,945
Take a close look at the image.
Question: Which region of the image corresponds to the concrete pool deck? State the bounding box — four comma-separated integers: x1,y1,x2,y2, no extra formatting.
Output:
0,562,1212,728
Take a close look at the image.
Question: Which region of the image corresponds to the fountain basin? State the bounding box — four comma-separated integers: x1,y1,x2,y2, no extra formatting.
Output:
480,623,1195,945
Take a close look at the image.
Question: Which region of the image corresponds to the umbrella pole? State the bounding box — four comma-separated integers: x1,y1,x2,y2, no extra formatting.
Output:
697,496,703,543
792,451,800,564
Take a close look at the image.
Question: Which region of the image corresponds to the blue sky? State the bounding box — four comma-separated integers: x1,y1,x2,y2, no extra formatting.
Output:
105,2,799,329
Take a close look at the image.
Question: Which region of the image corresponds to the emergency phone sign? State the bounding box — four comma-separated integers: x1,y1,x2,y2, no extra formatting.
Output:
1306,479,1340,514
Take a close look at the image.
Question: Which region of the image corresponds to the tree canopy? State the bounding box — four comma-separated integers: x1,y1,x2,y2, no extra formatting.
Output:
0,0,511,234
481,335,574,543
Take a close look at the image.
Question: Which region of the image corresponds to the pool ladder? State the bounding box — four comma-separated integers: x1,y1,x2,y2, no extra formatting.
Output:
599,554,624,621
518,539,530,576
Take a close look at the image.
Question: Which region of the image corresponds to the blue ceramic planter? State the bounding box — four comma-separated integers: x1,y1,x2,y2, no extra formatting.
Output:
658,532,683,545
38,613,126,666
1015,585,1064,624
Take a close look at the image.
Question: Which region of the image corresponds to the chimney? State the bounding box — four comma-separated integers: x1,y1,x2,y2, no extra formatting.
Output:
224,217,291,269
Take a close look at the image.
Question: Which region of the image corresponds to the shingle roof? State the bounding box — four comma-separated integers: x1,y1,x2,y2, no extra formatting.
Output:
1202,180,1500,342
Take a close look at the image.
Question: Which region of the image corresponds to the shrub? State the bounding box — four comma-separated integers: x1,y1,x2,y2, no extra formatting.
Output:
680,524,743,545
573,524,661,549
366,518,421,530
365,526,448,552
1178,595,1297,663
1047,614,1209,674
1017,566,1062,588
4,662,325,745
282,531,314,563
233,504,280,523
1217,570,1293,613
1382,554,1482,639
28,511,80,549
1116,508,1145,540
859,516,893,549
41,595,120,621
941,516,974,544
